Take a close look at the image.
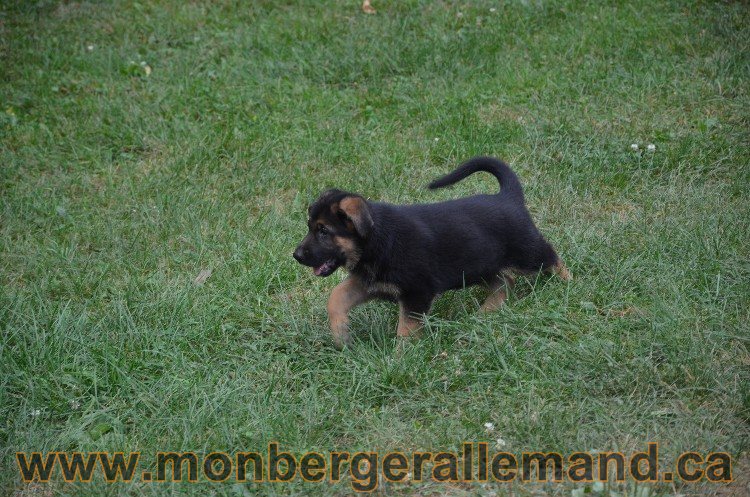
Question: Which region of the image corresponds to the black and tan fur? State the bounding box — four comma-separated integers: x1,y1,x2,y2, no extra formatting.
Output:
293,156,570,349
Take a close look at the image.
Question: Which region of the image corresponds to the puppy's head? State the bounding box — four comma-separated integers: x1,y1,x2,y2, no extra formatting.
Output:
293,189,373,277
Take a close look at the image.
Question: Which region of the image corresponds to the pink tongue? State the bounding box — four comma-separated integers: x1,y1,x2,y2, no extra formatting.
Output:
313,262,329,276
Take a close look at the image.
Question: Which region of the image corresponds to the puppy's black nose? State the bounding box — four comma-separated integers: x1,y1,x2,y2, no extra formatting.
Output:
293,247,307,263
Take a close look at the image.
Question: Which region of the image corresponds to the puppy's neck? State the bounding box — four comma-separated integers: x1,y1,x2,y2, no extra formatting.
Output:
350,223,394,284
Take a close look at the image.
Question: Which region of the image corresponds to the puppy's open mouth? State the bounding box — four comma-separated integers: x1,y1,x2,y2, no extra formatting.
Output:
313,259,339,277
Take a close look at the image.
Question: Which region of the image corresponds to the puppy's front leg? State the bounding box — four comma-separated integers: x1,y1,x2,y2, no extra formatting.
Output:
327,276,371,349
397,293,434,339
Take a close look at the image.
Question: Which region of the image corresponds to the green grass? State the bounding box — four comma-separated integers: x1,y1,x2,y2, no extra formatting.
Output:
1,0,749,495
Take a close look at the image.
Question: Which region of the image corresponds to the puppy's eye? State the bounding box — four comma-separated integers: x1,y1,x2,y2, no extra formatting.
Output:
318,225,330,236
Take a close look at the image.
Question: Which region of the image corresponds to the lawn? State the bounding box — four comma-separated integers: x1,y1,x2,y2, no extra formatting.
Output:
1,0,749,495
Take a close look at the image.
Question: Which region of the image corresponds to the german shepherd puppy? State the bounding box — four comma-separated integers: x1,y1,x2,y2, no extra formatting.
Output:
293,156,570,349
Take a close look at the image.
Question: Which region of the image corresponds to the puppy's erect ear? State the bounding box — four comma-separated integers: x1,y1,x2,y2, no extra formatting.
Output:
332,196,373,238
309,189,344,217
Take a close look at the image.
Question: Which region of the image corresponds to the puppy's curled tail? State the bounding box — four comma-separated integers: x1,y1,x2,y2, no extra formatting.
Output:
428,156,524,200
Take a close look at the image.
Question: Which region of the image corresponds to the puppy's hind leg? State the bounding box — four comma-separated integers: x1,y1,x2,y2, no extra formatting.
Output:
397,293,434,339
550,259,571,281
328,276,372,349
479,271,516,313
